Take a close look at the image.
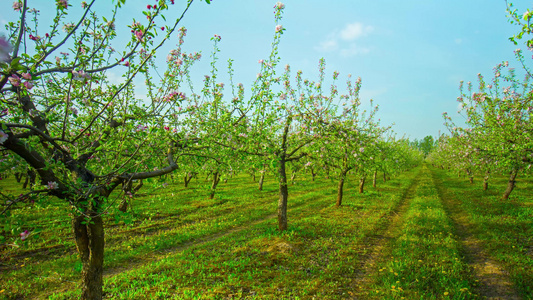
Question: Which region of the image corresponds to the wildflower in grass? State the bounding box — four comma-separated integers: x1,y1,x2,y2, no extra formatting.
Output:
20,230,30,241
47,181,58,189
0,130,8,144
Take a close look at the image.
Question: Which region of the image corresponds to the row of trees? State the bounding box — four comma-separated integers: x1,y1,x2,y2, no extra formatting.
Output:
0,1,422,299
427,2,533,200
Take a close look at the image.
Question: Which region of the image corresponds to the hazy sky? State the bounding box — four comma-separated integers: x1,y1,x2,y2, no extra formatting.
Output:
3,0,529,140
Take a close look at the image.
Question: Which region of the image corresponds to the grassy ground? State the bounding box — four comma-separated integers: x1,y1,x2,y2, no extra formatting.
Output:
431,166,533,299
1,165,532,299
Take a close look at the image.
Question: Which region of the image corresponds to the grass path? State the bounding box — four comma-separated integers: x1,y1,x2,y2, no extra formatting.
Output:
351,167,421,294
430,167,523,300
354,164,478,299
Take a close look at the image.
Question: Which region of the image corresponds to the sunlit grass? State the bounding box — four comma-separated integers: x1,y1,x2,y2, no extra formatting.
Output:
364,165,476,299
431,167,533,298
1,168,418,299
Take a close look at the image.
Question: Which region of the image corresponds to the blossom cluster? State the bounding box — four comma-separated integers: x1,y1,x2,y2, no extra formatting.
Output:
8,73,34,90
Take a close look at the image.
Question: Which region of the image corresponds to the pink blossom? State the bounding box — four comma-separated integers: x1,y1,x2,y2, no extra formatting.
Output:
20,230,30,241
134,30,143,42
0,130,8,144
275,25,283,33
23,81,33,90
124,61,130,67
8,74,21,87
12,1,22,11
57,0,68,9
47,181,59,189
22,73,31,80
274,2,285,9
62,23,75,32
258,59,264,64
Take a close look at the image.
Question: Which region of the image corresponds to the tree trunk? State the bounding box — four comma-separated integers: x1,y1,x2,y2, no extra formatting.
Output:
184,172,195,188
483,170,490,191
383,172,387,183
278,158,288,231
119,179,143,213
372,170,377,188
252,173,256,182
336,170,351,208
72,214,105,300
23,169,36,189
15,172,23,183
209,171,220,199
502,169,519,200
290,171,296,185
466,169,474,184
359,176,366,194
258,172,265,191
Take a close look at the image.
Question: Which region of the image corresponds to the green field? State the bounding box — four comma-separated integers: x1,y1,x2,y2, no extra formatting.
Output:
1,165,532,299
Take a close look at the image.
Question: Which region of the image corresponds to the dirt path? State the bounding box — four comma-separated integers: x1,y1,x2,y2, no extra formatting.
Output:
429,167,522,300
351,168,421,296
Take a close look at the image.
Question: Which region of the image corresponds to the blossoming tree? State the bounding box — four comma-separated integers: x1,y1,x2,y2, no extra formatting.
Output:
0,0,209,298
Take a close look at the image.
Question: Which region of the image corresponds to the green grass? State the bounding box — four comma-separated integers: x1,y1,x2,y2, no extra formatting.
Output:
363,165,476,299
0,169,418,299
431,167,533,299
3,165,531,299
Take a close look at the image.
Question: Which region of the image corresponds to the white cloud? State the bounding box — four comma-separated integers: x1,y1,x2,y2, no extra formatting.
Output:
315,34,339,52
316,22,373,56
340,43,370,57
340,22,373,41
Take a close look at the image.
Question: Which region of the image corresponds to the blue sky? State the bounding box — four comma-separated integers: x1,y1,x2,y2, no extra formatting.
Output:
3,0,529,140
